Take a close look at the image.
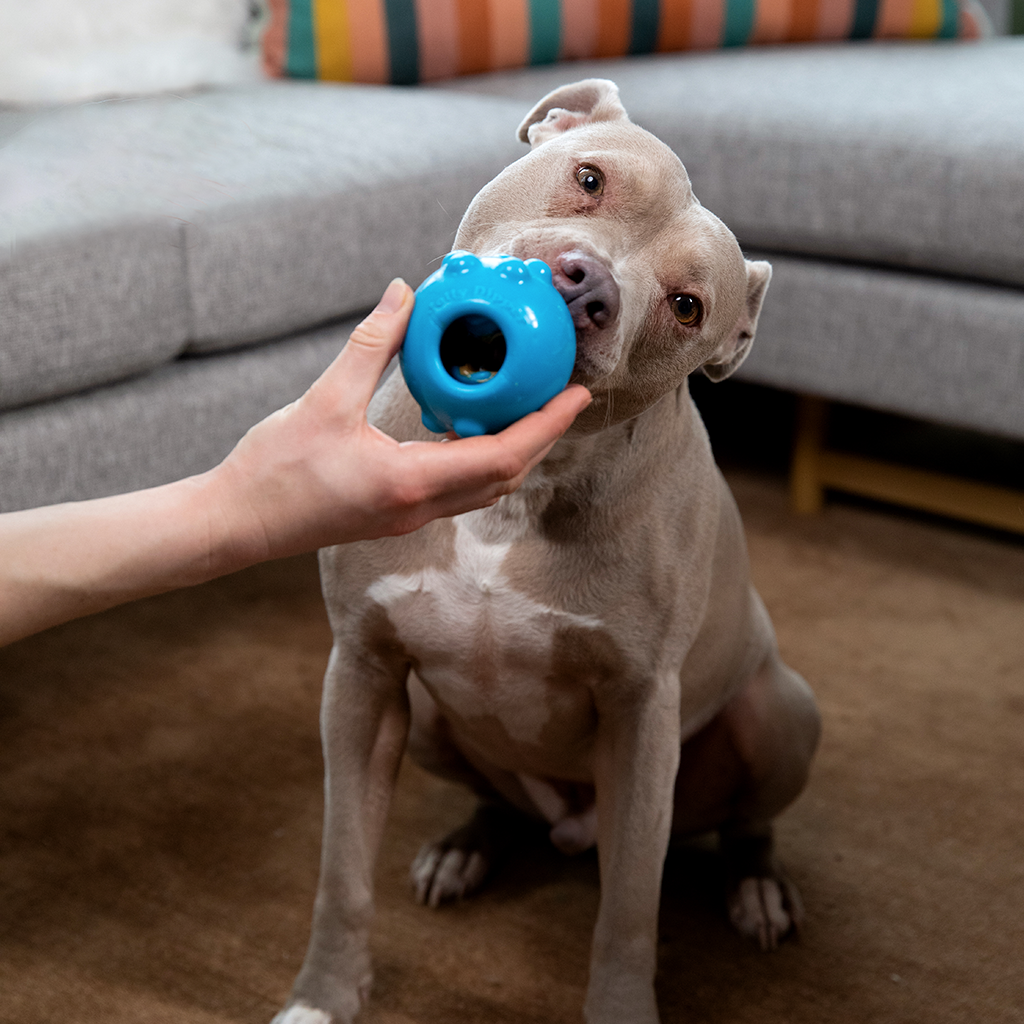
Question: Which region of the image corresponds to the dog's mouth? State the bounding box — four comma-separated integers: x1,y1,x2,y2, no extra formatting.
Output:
474,242,623,383
507,247,622,382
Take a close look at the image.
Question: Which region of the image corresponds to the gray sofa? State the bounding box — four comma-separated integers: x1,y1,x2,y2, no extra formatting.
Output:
2,24,1022,518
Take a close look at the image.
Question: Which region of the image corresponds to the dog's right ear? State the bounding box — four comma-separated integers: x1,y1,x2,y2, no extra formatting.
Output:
702,260,772,382
517,79,629,148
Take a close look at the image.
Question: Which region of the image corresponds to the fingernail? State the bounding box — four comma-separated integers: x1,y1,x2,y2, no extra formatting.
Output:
376,278,407,315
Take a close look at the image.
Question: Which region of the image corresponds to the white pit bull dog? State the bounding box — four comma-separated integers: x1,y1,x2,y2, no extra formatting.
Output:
275,79,821,1024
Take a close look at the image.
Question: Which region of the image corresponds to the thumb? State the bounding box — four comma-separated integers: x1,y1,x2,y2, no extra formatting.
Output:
307,278,415,415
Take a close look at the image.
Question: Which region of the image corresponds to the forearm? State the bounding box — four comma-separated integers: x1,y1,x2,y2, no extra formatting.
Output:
0,278,590,649
0,469,254,647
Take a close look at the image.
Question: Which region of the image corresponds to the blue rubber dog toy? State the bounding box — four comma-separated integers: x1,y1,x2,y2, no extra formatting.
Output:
400,251,576,437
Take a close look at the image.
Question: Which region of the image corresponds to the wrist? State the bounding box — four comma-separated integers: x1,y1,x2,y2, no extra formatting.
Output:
192,460,276,581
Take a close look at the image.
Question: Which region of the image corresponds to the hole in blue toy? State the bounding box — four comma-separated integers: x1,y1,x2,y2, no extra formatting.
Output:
440,314,506,384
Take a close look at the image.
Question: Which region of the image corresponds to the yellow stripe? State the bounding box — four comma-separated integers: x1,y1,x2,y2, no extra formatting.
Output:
314,0,353,80
908,0,941,34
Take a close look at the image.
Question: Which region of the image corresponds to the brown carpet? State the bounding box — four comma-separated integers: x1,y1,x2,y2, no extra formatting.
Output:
2,471,1023,1024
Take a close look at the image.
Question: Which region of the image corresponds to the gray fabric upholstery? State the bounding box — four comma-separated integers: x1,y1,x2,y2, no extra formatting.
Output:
439,39,1024,288
179,83,527,351
0,316,358,513
2,44,1022,514
740,252,1024,441
0,84,527,408
0,221,187,411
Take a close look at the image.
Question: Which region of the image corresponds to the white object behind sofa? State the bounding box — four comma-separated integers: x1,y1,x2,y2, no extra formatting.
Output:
0,0,257,105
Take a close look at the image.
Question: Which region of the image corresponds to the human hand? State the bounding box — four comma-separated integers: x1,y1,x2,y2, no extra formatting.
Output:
211,279,592,563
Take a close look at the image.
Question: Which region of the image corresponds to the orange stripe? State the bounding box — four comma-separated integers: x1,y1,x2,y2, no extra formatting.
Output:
814,0,855,36
415,0,460,80
876,0,915,35
456,0,491,74
348,0,388,83
262,0,289,76
789,0,821,39
561,0,599,58
751,0,793,41
595,0,632,56
488,0,529,70
690,0,726,45
657,0,695,48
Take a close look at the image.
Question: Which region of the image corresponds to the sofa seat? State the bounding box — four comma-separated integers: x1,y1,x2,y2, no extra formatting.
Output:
1,38,1022,514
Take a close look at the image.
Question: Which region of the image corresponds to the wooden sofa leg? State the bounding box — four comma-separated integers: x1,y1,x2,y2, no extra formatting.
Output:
790,395,828,515
786,394,1024,535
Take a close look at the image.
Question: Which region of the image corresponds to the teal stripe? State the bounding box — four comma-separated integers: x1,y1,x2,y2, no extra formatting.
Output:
630,0,661,53
384,0,418,85
529,0,561,64
850,0,879,37
722,0,756,45
286,0,317,78
937,0,959,36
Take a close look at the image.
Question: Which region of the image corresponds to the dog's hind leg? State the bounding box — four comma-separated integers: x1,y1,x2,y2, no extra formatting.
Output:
406,671,532,907
716,653,820,950
409,801,529,907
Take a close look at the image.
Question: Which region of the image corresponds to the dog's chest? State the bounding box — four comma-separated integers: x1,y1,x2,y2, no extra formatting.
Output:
366,514,602,745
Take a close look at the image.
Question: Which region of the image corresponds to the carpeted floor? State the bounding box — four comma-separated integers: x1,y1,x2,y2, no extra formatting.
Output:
2,470,1023,1024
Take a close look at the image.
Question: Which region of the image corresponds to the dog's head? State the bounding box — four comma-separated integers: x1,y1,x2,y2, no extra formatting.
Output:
454,79,771,429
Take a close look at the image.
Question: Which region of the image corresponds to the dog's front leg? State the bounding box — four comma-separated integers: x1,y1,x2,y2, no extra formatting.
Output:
275,642,410,1024
585,676,682,1024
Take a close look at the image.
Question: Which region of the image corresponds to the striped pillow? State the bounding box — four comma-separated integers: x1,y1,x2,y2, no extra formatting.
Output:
263,0,989,85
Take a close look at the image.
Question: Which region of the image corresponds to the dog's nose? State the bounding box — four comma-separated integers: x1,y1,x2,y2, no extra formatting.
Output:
553,251,620,330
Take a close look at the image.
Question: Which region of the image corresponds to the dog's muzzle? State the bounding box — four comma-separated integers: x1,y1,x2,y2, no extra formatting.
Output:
552,251,620,332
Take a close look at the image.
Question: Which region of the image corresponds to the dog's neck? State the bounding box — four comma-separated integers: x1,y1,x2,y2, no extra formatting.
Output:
471,381,713,544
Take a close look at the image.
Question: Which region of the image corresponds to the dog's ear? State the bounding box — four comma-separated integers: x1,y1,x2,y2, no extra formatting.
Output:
702,260,772,382
517,79,629,148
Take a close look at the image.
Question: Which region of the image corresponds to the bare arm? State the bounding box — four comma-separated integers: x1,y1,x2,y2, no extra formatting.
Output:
0,279,591,646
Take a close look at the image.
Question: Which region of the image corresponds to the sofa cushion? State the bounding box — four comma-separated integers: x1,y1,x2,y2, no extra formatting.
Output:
0,218,189,414
439,38,1024,288
263,0,989,85
0,83,527,410
0,317,356,513
176,83,527,353
740,252,1024,442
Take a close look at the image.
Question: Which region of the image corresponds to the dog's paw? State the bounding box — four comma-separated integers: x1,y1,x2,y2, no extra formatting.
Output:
411,841,489,907
410,802,522,907
727,874,804,951
271,1004,334,1024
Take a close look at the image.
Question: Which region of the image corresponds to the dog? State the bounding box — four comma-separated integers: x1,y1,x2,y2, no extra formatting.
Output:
273,79,821,1024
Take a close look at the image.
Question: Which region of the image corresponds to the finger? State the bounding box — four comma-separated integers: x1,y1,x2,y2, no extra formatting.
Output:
492,384,593,472
305,278,414,415
395,384,592,512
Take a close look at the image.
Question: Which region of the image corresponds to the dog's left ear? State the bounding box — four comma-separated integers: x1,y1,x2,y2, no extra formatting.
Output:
517,79,629,148
702,260,772,382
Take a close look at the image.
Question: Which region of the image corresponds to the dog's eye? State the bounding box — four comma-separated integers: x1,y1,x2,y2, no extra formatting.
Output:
575,166,604,195
670,294,703,327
